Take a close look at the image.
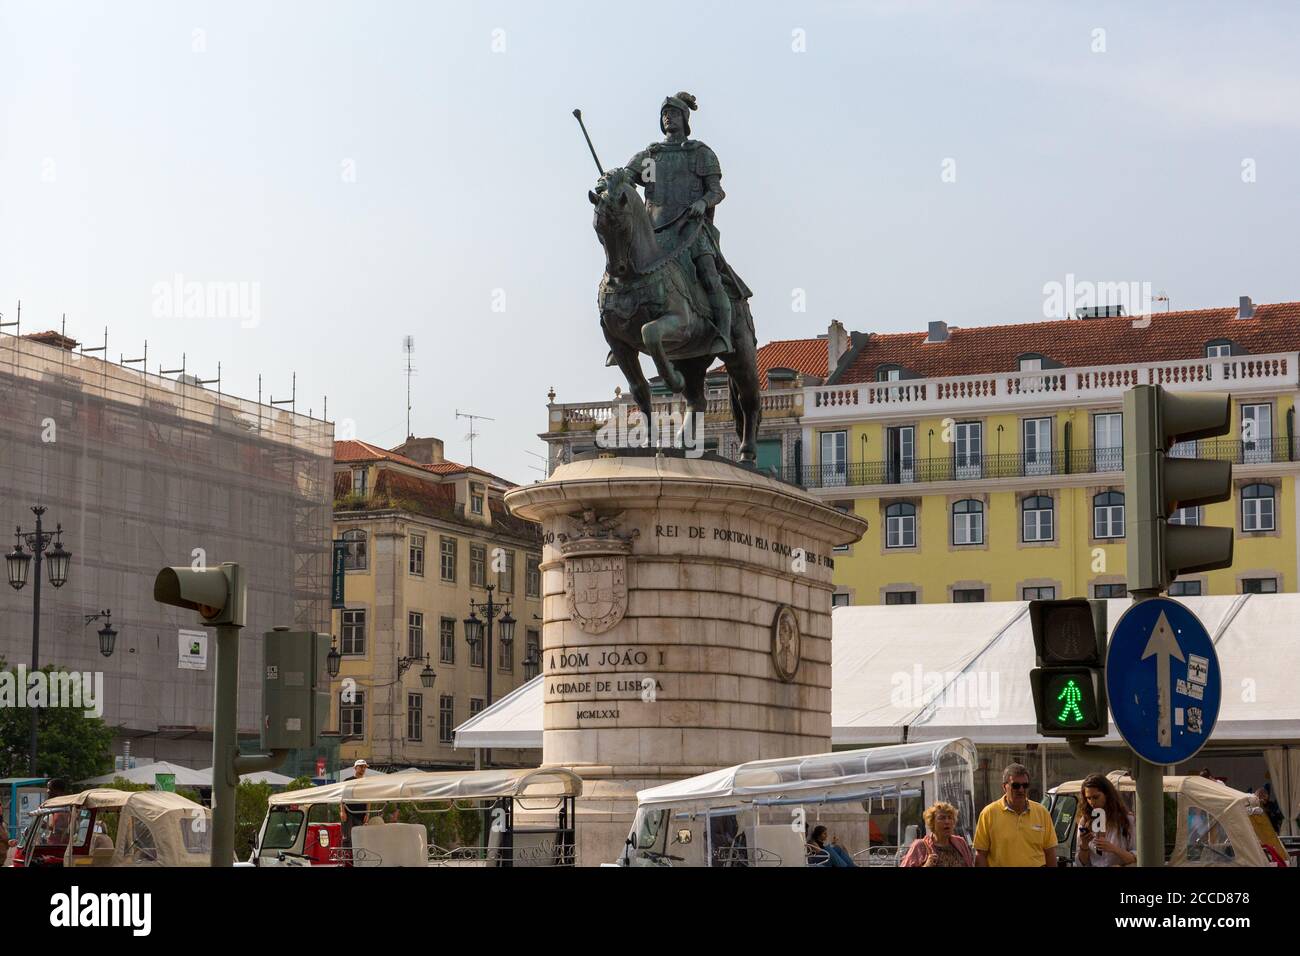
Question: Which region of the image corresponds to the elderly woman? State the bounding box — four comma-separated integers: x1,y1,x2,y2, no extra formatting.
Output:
900,802,973,867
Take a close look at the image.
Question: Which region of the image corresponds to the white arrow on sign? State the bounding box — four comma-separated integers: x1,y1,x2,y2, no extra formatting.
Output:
1141,610,1186,747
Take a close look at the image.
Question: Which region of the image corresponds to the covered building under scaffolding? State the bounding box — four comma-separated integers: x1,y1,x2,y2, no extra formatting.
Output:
0,329,333,769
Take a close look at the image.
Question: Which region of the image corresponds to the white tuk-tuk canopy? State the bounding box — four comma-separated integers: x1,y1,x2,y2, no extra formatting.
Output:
454,595,1300,750
635,738,976,811
268,766,582,807
42,788,214,867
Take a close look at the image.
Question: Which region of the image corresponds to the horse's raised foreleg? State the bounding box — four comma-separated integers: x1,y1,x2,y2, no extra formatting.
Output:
641,313,687,393
608,339,653,425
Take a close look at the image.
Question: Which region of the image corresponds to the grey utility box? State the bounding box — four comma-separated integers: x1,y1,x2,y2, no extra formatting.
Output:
263,628,331,750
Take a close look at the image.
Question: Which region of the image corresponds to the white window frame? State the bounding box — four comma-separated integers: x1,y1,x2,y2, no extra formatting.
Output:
954,422,982,479
1023,496,1054,542
1241,403,1272,464
1242,484,1276,532
886,504,916,549
1024,417,1052,476
952,499,984,545
1093,413,1123,472
820,430,848,487
1093,492,1126,539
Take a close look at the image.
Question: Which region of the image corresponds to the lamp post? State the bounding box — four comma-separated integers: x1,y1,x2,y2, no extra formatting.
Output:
7,506,73,775
464,584,515,765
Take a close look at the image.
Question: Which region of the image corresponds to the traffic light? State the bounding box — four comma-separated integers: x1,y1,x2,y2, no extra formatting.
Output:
262,629,332,749
1029,598,1108,737
1124,385,1234,594
153,562,247,627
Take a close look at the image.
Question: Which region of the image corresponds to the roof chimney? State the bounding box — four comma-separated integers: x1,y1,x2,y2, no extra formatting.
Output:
390,436,445,464
1237,295,1254,319
926,320,949,343
826,320,850,372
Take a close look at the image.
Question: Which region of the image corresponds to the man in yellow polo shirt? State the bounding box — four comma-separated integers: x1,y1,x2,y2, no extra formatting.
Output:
973,763,1057,867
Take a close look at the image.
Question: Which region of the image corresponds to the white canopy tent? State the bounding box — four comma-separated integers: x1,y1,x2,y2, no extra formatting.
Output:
81,760,211,788
454,676,544,750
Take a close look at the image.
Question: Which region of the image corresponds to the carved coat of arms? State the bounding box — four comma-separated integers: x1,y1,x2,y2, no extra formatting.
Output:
771,605,801,683
558,509,639,635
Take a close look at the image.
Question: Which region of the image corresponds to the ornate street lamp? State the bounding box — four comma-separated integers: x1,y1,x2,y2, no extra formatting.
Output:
465,583,514,766
10,506,74,775
397,652,436,689
86,610,118,658
462,610,483,648
327,639,342,679
522,642,541,681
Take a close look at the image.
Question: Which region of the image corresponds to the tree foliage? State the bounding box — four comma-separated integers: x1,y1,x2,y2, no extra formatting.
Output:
0,660,115,781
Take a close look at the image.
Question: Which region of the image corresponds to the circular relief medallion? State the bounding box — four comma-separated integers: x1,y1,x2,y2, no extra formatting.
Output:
771,605,801,683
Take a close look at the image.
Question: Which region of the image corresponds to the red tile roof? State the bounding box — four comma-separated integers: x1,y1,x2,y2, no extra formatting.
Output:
715,337,829,389
333,439,518,487
833,302,1300,384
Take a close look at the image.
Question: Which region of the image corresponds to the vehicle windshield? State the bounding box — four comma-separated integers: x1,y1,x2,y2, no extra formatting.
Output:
632,808,667,852
263,809,305,850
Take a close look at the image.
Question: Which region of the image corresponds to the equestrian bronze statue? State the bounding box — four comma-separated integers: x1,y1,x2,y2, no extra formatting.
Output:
577,92,762,462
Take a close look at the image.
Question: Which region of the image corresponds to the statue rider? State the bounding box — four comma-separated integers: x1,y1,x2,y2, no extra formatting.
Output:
622,92,750,355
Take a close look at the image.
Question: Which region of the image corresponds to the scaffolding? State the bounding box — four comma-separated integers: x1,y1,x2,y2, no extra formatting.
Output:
0,332,333,763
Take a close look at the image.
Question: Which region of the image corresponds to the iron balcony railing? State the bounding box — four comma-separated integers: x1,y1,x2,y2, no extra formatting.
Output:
788,437,1295,489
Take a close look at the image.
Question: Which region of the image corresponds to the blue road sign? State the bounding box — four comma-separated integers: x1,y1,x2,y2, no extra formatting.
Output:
1107,597,1220,765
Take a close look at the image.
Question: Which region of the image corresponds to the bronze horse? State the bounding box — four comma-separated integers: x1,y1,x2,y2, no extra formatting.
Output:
589,169,762,461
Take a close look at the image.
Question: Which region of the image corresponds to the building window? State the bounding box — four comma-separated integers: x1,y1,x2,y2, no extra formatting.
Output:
952,499,984,546
525,629,540,668
1242,483,1276,532
885,503,916,549
1024,586,1056,600
1242,578,1278,594
820,430,848,486
409,533,425,576
1023,417,1052,476
1241,404,1272,463
1018,356,1043,371
1094,583,1126,598
831,593,851,608
1022,496,1054,542
407,693,423,742
526,554,541,598
876,366,901,382
438,695,455,743
1093,413,1123,472
440,536,457,582
407,611,424,659
471,486,485,515
341,529,368,570
952,588,985,603
1093,491,1126,539
884,591,917,606
498,549,515,594
1169,507,1201,526
341,609,366,655
1205,340,1232,358
469,698,485,717
439,617,456,664
469,630,484,668
954,422,982,479
499,631,513,671
340,691,365,737
1169,581,1202,596
470,544,486,587
351,467,367,495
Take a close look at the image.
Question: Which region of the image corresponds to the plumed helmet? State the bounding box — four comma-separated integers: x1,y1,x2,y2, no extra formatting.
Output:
660,91,698,135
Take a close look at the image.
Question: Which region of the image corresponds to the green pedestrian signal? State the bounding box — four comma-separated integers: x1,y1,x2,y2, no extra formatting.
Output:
1056,678,1085,724
1029,599,1109,738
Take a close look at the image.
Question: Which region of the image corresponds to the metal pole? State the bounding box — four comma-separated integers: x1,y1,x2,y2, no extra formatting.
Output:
29,509,44,776
1134,756,1165,865
210,622,240,867
485,588,494,768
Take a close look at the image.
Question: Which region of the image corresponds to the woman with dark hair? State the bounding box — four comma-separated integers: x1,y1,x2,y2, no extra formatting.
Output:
1075,773,1136,867
806,825,856,867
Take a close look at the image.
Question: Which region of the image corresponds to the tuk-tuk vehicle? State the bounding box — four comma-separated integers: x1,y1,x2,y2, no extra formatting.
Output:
15,788,214,867
619,738,977,867
1045,772,1285,867
253,767,581,867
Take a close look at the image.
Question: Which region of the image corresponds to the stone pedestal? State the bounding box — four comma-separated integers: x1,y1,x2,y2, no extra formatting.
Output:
505,451,867,865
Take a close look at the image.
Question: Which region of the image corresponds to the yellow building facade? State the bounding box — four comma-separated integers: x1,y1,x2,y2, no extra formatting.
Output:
798,303,1300,604
330,437,542,770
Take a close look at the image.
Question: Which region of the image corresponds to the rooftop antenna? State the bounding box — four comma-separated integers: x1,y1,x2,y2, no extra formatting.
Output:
455,408,494,467
403,335,416,439
1152,292,1171,312
0,300,19,336
523,448,548,476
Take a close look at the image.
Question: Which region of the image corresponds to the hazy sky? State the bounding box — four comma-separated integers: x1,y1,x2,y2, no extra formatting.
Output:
4,1,1298,484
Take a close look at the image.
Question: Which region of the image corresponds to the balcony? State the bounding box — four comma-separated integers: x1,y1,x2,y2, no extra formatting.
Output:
807,352,1298,421
790,437,1295,489
548,390,803,433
